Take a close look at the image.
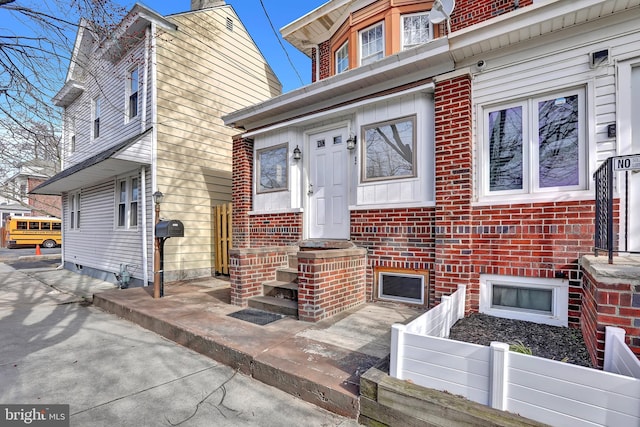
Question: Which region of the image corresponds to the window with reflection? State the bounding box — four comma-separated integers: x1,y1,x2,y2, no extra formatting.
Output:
257,144,288,193
362,116,416,182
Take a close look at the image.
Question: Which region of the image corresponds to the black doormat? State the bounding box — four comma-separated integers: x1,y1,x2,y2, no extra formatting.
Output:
227,308,285,325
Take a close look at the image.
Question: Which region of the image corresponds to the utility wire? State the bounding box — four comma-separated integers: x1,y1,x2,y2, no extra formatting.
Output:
258,0,304,87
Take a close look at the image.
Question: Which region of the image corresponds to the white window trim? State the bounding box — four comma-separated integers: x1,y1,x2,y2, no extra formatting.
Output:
359,21,385,66
115,176,139,230
69,191,81,231
335,41,349,74
479,274,569,327
92,96,101,140
255,143,289,194
478,87,587,201
125,66,139,122
401,12,432,51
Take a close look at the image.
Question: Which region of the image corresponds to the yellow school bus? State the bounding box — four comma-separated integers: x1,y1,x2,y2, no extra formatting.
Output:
4,216,62,249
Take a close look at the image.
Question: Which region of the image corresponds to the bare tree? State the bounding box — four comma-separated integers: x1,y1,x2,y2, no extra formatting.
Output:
0,0,126,202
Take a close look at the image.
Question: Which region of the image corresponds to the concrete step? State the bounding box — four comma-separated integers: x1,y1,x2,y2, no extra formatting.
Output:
249,296,298,317
264,280,298,301
276,267,298,283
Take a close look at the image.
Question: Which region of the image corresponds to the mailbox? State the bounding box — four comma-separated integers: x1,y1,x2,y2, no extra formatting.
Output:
155,220,184,238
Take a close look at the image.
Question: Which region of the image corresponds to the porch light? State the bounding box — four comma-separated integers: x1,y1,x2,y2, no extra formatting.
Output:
346,135,357,151
293,145,302,161
152,190,164,205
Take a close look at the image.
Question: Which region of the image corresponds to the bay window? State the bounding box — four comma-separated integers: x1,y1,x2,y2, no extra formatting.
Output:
360,22,384,66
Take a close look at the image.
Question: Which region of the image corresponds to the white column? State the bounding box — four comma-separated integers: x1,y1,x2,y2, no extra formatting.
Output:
490,342,510,410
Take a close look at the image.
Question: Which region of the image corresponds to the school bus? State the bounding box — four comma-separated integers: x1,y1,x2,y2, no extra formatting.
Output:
4,216,62,249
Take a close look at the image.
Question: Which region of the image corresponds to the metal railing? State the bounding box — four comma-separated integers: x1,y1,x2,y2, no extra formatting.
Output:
593,155,639,263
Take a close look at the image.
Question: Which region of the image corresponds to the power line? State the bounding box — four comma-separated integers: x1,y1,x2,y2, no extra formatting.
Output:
258,0,303,87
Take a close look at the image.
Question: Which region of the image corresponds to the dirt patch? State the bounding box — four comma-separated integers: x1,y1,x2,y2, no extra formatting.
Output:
449,313,593,367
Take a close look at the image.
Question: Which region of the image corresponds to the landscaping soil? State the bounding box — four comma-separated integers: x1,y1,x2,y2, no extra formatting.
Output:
449,313,593,368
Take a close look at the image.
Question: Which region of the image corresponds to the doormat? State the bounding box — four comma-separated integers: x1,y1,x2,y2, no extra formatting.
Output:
227,308,285,326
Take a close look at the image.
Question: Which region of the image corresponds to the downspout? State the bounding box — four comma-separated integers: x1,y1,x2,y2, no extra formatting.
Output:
141,166,148,285
141,26,150,132
150,22,159,283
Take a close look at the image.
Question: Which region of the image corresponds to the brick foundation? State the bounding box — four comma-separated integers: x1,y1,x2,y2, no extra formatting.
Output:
580,255,640,368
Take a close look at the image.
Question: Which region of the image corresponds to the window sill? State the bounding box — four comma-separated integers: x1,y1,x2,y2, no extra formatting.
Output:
473,189,594,207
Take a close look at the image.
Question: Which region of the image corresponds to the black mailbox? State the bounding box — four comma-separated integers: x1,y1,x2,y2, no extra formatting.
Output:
155,220,184,238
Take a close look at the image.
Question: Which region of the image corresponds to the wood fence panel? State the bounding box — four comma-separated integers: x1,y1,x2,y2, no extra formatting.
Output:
213,202,232,275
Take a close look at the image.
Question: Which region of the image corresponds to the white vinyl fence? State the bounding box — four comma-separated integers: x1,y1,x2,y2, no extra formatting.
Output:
390,285,640,427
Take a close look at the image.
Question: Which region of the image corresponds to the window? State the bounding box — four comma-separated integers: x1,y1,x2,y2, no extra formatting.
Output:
335,41,349,74
483,88,585,196
70,192,81,229
377,268,428,305
17,221,27,230
256,144,288,193
360,22,384,66
93,97,101,139
116,176,139,228
41,222,51,230
362,115,416,182
29,221,40,230
402,12,431,50
480,275,568,327
128,67,138,119
69,117,76,153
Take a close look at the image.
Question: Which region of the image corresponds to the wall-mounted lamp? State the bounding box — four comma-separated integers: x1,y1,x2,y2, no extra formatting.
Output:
293,145,302,161
346,135,357,151
152,190,164,205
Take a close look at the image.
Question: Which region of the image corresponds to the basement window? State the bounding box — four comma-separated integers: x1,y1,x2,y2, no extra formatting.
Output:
479,274,568,327
376,268,428,305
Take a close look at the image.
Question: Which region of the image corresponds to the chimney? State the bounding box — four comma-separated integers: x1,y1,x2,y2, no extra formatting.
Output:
191,0,225,10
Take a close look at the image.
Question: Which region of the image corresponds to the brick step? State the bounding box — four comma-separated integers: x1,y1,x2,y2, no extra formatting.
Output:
276,267,298,283
248,296,298,317
263,280,298,300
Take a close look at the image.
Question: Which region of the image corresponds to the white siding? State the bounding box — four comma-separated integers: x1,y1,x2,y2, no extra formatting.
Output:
471,11,640,202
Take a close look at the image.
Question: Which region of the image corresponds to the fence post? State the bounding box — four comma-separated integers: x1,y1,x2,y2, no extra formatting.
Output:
457,284,466,321
604,326,626,372
390,324,406,379
490,342,510,410
442,295,452,338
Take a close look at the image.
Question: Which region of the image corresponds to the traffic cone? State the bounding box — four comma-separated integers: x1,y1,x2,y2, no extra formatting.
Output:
35,244,41,256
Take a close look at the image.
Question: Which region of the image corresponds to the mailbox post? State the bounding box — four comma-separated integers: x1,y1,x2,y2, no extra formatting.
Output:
154,220,184,298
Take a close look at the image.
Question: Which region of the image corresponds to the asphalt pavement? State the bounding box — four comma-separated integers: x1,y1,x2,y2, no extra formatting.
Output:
0,262,359,426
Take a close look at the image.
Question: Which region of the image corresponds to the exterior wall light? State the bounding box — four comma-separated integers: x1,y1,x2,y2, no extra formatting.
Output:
346,135,357,151
293,145,302,160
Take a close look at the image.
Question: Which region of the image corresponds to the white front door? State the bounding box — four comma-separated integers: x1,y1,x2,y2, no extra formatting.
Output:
308,128,350,239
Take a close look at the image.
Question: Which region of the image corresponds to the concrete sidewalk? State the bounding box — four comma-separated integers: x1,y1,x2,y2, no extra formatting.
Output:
5,264,423,418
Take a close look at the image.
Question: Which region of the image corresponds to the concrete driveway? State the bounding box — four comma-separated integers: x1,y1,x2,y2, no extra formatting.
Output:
0,263,359,426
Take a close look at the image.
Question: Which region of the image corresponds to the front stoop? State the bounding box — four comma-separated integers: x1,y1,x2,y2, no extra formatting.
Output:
248,255,299,318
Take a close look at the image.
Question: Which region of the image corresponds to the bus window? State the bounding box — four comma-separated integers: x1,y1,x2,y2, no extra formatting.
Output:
17,221,27,230
41,222,51,230
52,223,61,231
29,222,40,230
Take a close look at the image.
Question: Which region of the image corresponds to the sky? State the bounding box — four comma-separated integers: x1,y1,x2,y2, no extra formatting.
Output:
127,0,328,93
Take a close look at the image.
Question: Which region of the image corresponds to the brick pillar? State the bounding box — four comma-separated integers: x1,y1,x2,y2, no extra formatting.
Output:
434,75,475,309
318,40,331,81
232,136,253,249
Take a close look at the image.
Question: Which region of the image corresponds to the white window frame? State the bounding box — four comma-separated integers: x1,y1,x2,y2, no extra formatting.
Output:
126,67,139,121
480,87,587,200
479,274,568,327
69,191,81,230
116,176,139,229
359,22,384,66
335,41,349,74
92,96,101,139
401,12,432,50
256,143,289,194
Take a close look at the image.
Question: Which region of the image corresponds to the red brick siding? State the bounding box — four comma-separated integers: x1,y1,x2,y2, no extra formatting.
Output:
248,212,303,247
450,0,534,32
232,136,253,249
581,269,640,367
350,207,436,304
317,40,331,81
471,201,595,327
297,249,367,322
434,75,475,309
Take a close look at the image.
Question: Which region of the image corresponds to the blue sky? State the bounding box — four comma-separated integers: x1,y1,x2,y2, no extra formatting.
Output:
129,0,327,93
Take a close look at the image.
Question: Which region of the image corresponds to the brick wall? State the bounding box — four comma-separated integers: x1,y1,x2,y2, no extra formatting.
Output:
450,0,534,32
581,262,640,367
350,207,436,304
318,40,331,81
248,212,303,247
297,248,367,322
27,178,61,217
434,75,475,309
232,136,253,249
471,201,595,327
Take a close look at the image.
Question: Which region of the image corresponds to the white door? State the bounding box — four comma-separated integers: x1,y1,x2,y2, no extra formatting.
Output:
308,128,350,239
629,65,640,252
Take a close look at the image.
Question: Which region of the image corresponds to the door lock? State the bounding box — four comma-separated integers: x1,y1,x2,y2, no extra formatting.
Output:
308,183,314,195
